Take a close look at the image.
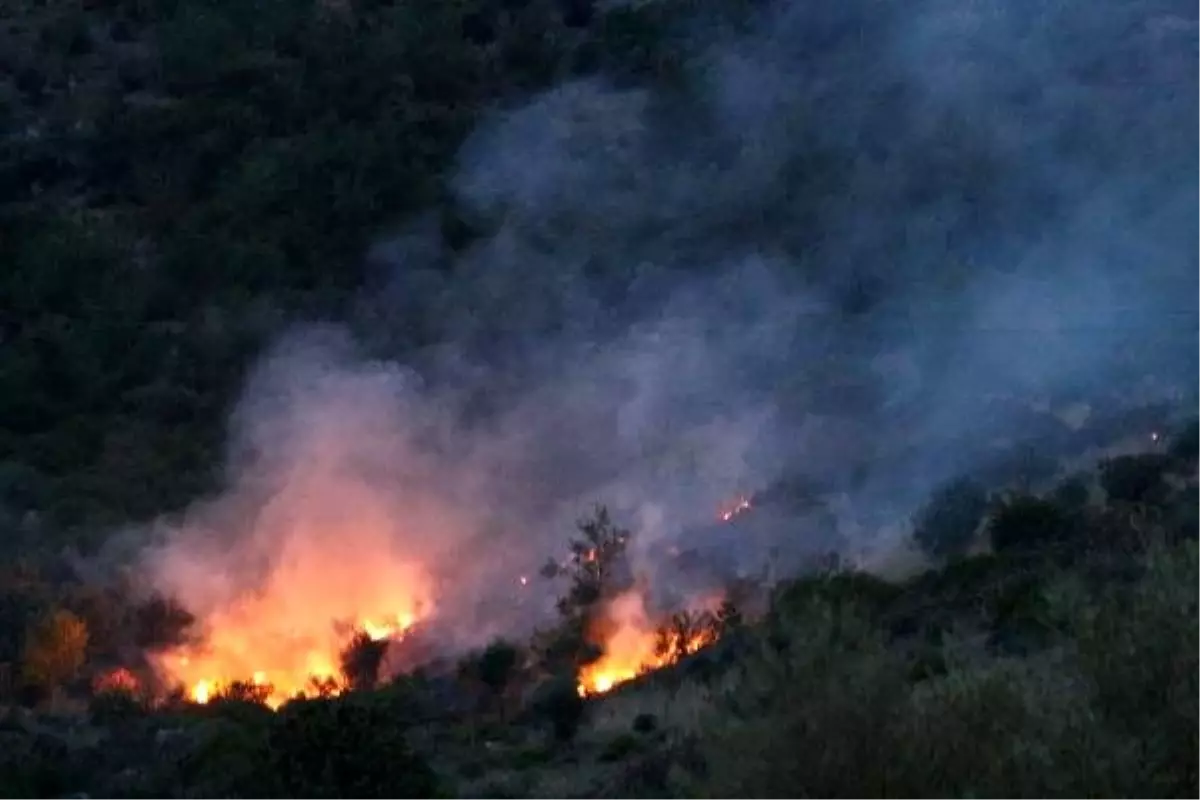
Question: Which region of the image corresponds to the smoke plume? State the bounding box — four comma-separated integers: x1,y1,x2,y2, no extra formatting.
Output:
137,0,1198,684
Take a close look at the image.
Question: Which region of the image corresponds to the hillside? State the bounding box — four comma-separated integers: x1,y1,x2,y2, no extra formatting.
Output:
0,0,1196,797
0,440,1196,797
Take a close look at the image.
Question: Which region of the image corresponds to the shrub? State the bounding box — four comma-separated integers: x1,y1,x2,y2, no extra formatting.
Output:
458,638,522,718
687,601,911,796
1167,418,1198,465
685,592,1182,798
89,687,143,724
177,715,277,798
912,477,990,559
474,639,520,697
632,712,658,734
887,657,1121,797
1052,541,1199,796
889,556,988,640
771,571,901,622
599,732,642,762
1051,473,1091,511
987,574,1055,653
1164,486,1198,543
531,674,586,743
986,493,1076,553
268,696,444,798
1100,453,1174,505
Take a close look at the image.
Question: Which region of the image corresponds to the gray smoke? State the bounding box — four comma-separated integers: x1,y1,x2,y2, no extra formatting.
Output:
143,0,1198,660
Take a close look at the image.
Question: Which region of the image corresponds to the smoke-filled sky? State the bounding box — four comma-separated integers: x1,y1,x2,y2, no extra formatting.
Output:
138,0,1197,666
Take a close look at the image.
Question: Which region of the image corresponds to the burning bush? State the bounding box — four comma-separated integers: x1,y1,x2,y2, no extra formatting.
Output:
90,502,735,715
532,507,731,697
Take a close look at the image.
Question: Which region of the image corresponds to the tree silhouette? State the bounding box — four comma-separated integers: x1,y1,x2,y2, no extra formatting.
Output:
532,674,587,743
475,639,519,697
459,638,522,718
268,695,442,797
912,477,990,559
537,506,634,672
555,506,634,620
1100,454,1175,506
133,592,196,650
339,632,388,691
214,679,273,706
987,493,1076,553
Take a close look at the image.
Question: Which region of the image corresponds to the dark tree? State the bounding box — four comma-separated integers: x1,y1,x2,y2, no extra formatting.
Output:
1052,473,1092,512
536,506,634,672
214,679,273,707
339,632,388,692
532,673,587,743
1100,454,1174,506
912,477,990,559
474,639,520,697
716,596,744,632
1168,418,1198,465
459,638,522,719
133,593,196,650
269,696,443,798
555,505,634,619
986,493,1076,554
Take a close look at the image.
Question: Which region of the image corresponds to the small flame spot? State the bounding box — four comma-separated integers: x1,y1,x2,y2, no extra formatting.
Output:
718,495,752,522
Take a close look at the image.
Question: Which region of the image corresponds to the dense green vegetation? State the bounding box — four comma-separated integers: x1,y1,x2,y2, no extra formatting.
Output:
0,0,710,538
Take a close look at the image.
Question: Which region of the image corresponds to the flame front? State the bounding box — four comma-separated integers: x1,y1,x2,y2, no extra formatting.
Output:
158,603,424,709
577,590,717,697
149,503,435,709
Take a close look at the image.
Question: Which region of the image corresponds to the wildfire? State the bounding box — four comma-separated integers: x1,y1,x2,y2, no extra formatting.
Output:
576,590,719,697
93,666,141,696
361,612,418,642
156,605,422,709
150,538,433,710
718,494,752,522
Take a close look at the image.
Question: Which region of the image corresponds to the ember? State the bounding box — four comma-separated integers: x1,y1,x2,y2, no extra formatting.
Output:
718,494,753,522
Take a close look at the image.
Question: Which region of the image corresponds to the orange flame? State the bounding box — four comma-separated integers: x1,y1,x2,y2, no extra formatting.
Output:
94,666,141,696
158,611,422,709
152,560,432,709
577,590,718,697
718,494,752,522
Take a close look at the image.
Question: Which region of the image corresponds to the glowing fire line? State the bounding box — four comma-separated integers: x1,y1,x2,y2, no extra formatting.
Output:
575,590,721,697
159,611,420,709
129,490,746,710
